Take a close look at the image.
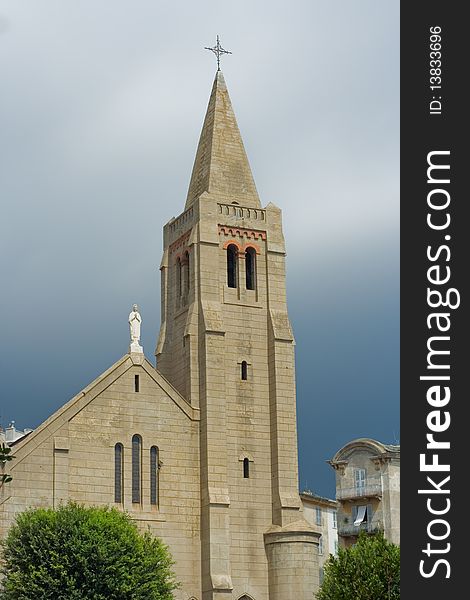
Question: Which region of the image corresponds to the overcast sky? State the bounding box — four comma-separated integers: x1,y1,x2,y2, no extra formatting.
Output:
0,0,399,497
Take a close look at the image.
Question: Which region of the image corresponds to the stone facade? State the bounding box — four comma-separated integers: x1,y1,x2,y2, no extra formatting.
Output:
1,354,202,596
328,438,400,547
0,71,320,600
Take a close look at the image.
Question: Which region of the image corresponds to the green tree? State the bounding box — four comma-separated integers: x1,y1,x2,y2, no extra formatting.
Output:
0,443,14,485
317,532,400,600
1,502,178,600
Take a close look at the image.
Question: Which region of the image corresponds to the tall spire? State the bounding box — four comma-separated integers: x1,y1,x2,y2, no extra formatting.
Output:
185,71,261,209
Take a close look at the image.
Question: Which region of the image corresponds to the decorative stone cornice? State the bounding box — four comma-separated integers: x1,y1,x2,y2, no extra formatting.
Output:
327,459,348,475
330,438,400,465
264,519,320,545
371,453,396,468
218,225,266,241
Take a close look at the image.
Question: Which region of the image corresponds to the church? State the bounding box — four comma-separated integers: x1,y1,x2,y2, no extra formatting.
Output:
0,67,320,600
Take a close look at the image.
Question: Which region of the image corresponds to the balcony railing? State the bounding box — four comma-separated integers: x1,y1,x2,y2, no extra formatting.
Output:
336,481,383,501
338,521,384,537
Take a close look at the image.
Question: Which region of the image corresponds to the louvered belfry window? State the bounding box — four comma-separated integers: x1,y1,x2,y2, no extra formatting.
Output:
227,244,238,288
245,247,256,290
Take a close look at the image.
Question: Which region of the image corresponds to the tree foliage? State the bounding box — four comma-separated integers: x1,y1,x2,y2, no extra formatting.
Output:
1,503,178,600
317,532,400,600
0,443,14,485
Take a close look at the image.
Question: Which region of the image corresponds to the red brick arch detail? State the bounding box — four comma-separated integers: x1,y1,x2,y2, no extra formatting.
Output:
222,240,261,255
174,248,192,261
244,243,261,255
223,240,244,252
169,230,191,254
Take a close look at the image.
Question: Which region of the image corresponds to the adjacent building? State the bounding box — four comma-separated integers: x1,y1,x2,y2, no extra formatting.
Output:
0,423,33,445
328,438,400,547
300,491,338,582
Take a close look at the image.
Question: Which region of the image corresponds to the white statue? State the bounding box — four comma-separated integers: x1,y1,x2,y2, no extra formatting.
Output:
129,304,143,353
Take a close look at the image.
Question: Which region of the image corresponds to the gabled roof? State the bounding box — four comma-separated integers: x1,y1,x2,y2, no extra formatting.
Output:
185,71,261,209
11,353,199,467
300,491,338,508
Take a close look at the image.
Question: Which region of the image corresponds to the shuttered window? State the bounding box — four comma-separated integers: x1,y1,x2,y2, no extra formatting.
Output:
316,507,322,526
354,468,366,493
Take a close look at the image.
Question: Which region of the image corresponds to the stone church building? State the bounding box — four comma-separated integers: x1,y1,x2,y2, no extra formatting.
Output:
1,70,320,600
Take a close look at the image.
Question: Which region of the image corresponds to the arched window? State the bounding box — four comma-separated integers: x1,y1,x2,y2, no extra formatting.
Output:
114,443,123,503
132,435,142,504
245,247,256,290
243,457,250,479
241,361,248,381
176,258,182,297
184,251,190,294
150,446,159,507
227,244,238,288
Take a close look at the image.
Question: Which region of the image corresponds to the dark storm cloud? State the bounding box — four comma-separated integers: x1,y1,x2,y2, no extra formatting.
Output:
0,0,399,496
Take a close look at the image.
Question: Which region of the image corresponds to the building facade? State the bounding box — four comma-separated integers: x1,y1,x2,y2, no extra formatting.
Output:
328,438,400,547
0,71,321,600
0,423,33,445
300,492,338,582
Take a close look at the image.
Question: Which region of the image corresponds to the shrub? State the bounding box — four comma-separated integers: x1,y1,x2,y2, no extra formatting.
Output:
1,502,178,599
317,531,400,600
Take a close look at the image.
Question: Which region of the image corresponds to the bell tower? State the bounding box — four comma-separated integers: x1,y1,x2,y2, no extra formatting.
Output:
156,70,319,600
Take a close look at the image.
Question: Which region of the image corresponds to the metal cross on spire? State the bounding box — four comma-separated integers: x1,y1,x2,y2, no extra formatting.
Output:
204,35,232,71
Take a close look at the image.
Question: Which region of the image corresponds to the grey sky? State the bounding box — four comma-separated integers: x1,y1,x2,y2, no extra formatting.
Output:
0,0,399,496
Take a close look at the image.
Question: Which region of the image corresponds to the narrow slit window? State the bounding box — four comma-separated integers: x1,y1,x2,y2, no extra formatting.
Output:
132,434,142,504
114,443,123,503
243,457,250,478
134,374,140,392
150,446,159,506
241,361,248,381
227,244,238,288
245,247,256,290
